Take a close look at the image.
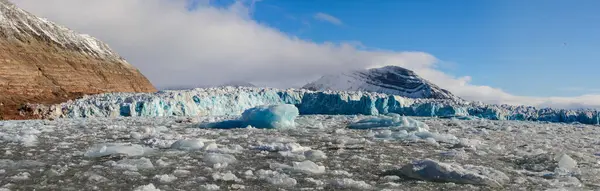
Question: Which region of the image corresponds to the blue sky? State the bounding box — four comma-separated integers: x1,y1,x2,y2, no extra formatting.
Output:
246,0,600,97
17,0,600,107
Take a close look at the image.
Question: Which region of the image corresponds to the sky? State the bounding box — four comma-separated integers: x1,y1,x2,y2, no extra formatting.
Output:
250,0,600,97
9,0,600,108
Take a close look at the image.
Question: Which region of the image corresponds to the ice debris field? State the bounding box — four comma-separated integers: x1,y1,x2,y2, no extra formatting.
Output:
2,87,600,190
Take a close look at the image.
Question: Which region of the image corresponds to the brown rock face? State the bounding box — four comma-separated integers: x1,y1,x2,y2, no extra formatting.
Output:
0,0,156,119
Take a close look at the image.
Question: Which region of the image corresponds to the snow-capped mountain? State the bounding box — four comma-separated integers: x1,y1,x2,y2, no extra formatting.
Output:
303,66,460,100
0,0,155,119
0,0,125,61
219,81,256,88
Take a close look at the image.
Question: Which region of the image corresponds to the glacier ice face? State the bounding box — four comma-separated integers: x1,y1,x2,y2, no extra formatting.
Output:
32,87,600,125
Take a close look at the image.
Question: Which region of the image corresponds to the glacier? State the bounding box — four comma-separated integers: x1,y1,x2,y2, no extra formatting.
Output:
31,87,600,125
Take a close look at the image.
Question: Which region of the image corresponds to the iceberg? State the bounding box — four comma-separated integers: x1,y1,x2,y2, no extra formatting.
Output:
31,87,600,125
240,104,299,129
201,104,299,129
348,114,429,130
392,159,509,187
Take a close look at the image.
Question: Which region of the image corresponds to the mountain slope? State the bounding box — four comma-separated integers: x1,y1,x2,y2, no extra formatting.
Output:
303,66,460,100
0,0,156,119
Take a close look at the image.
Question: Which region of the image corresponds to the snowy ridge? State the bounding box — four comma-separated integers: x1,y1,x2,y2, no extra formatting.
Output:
0,0,125,62
33,87,600,125
303,66,461,100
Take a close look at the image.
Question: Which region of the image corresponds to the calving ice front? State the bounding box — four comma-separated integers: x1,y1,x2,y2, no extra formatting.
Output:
32,86,600,125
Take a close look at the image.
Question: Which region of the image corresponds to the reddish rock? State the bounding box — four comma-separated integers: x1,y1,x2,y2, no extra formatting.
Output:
0,0,156,119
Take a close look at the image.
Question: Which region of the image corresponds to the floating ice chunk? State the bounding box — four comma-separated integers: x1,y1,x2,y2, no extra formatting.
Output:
154,174,177,183
348,115,401,129
130,132,143,140
254,142,311,152
304,150,327,161
111,158,154,171
200,184,220,191
382,175,401,181
0,159,45,169
292,160,326,174
212,171,241,182
0,133,38,147
203,153,236,168
240,104,299,129
305,177,325,186
396,159,509,187
348,115,428,131
84,143,151,158
356,116,460,144
414,131,459,144
170,139,206,151
330,170,353,177
133,183,161,191
87,173,109,182
295,117,325,129
173,169,191,177
11,172,31,181
329,178,372,190
256,169,297,187
557,154,577,171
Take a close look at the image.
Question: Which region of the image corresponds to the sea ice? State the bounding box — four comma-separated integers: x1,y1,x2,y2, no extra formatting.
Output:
133,183,161,191
170,139,206,151
328,178,372,190
304,150,327,161
348,114,428,131
557,154,577,171
212,171,241,182
254,142,311,152
154,174,177,183
110,158,155,171
359,116,459,144
291,160,326,174
203,153,236,168
396,159,509,187
84,143,151,158
200,184,220,191
256,169,297,187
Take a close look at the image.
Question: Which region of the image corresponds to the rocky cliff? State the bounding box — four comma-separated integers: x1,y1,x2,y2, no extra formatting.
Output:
0,0,156,119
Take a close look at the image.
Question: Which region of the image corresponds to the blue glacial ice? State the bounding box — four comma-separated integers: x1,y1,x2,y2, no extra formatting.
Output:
240,104,299,129
353,114,460,144
348,114,428,130
31,87,600,125
201,104,299,129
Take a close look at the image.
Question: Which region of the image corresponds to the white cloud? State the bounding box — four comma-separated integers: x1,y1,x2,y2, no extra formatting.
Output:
9,0,600,109
313,12,343,26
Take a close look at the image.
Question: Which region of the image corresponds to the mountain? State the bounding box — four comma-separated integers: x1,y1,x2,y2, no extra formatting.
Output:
219,81,256,88
0,0,156,119
302,66,461,100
